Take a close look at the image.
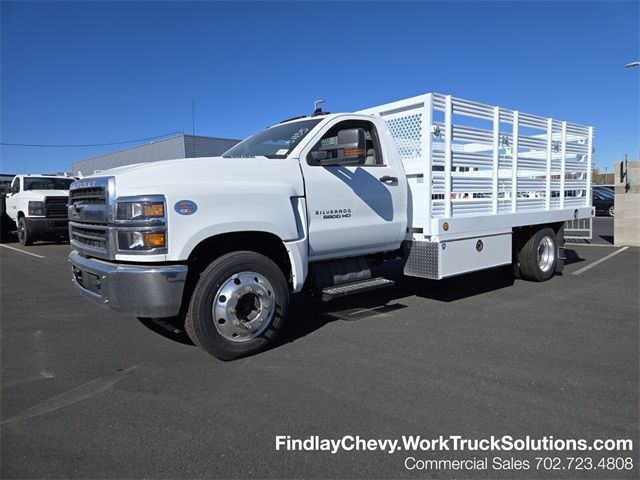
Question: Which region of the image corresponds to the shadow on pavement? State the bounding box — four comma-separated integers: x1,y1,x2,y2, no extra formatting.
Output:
137,317,194,346
138,262,519,352
564,249,585,266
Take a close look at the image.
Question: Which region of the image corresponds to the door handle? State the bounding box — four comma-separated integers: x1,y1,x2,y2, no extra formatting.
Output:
379,175,398,184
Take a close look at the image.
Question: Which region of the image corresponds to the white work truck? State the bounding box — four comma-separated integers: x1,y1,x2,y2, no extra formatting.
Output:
5,174,75,245
68,93,594,360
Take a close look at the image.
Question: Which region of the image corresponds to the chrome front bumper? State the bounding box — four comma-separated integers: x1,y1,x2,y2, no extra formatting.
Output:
69,250,188,318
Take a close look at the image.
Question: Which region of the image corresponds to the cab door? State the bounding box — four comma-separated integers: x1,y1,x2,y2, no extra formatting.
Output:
300,118,407,259
5,177,20,217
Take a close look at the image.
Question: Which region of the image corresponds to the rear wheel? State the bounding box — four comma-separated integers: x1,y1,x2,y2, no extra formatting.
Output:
518,227,557,282
17,217,34,246
185,251,289,360
607,205,614,217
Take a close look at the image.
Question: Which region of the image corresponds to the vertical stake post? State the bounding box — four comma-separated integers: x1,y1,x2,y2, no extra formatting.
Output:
422,94,434,235
546,118,553,210
444,95,453,219
492,106,500,215
512,111,519,213
560,121,567,209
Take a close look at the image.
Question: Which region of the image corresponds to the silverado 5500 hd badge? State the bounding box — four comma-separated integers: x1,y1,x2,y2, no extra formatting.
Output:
315,208,352,220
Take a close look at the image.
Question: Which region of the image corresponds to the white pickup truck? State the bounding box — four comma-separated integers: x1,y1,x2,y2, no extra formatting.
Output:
68,93,594,360
5,174,75,245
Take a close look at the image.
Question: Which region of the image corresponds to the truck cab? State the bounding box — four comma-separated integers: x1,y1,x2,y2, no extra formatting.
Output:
5,174,75,246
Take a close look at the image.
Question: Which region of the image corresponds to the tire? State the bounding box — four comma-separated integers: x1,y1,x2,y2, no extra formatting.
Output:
185,251,289,360
17,217,34,246
517,227,557,282
607,205,614,217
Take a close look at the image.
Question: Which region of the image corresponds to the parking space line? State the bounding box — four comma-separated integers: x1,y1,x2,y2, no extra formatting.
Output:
565,242,618,247
571,246,629,275
0,244,45,259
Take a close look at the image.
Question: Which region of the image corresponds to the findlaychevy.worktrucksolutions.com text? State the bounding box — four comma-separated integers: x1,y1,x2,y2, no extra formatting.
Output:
275,435,634,455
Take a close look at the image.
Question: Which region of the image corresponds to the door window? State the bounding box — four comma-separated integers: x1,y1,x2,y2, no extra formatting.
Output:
307,120,384,167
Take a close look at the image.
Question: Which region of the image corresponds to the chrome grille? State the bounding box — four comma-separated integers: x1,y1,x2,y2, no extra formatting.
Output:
68,177,114,258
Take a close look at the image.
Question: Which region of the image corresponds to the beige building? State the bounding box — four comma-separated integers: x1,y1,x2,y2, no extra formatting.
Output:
614,159,640,246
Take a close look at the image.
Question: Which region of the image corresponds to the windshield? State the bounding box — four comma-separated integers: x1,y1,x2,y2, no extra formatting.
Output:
24,177,74,191
223,119,321,159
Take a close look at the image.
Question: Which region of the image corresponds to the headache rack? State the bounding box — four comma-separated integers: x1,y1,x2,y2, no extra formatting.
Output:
359,93,594,238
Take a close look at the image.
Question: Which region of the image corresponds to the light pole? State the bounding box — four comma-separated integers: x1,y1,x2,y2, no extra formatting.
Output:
622,60,637,192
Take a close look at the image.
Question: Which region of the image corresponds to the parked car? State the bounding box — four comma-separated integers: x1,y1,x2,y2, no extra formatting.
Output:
593,189,614,217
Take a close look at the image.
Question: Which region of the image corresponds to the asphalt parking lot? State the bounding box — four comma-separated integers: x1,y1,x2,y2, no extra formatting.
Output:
1,219,638,479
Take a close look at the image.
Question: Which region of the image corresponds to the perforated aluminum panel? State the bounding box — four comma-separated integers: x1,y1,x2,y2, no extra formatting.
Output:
404,240,440,279
385,113,423,161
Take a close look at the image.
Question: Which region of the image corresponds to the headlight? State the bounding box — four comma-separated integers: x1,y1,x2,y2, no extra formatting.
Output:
116,198,165,221
117,230,166,251
28,201,45,216
114,196,167,253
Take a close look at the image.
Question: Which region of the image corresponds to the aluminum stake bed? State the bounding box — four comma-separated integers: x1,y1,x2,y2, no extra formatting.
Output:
359,93,594,279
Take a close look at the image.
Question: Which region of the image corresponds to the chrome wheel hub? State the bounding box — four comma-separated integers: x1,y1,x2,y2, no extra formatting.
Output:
212,271,275,342
537,235,555,273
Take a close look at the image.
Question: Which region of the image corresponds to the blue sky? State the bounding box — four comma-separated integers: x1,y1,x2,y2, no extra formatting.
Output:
1,1,638,174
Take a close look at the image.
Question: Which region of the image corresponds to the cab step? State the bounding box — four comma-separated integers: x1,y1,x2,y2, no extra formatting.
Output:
321,277,395,302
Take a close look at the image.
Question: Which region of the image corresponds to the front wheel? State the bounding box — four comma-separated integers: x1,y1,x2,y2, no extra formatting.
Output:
17,217,34,246
185,251,290,360
607,205,614,217
518,227,557,282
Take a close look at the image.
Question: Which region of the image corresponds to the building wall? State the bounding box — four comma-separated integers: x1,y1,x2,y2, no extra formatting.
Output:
614,159,640,247
72,136,186,176
184,135,238,158
72,134,239,176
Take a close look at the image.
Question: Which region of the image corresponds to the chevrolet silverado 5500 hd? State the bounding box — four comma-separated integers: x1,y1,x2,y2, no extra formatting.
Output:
68,93,594,360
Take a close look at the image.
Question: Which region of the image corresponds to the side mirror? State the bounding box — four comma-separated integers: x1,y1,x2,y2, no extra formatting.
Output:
335,128,366,152
10,186,18,194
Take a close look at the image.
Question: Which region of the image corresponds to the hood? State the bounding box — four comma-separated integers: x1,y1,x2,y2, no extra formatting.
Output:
92,156,305,198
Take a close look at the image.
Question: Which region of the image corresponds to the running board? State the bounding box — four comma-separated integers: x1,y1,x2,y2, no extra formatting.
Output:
321,277,395,302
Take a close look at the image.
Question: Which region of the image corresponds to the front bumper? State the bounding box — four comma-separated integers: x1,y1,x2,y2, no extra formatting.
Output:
69,250,188,318
25,217,69,235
